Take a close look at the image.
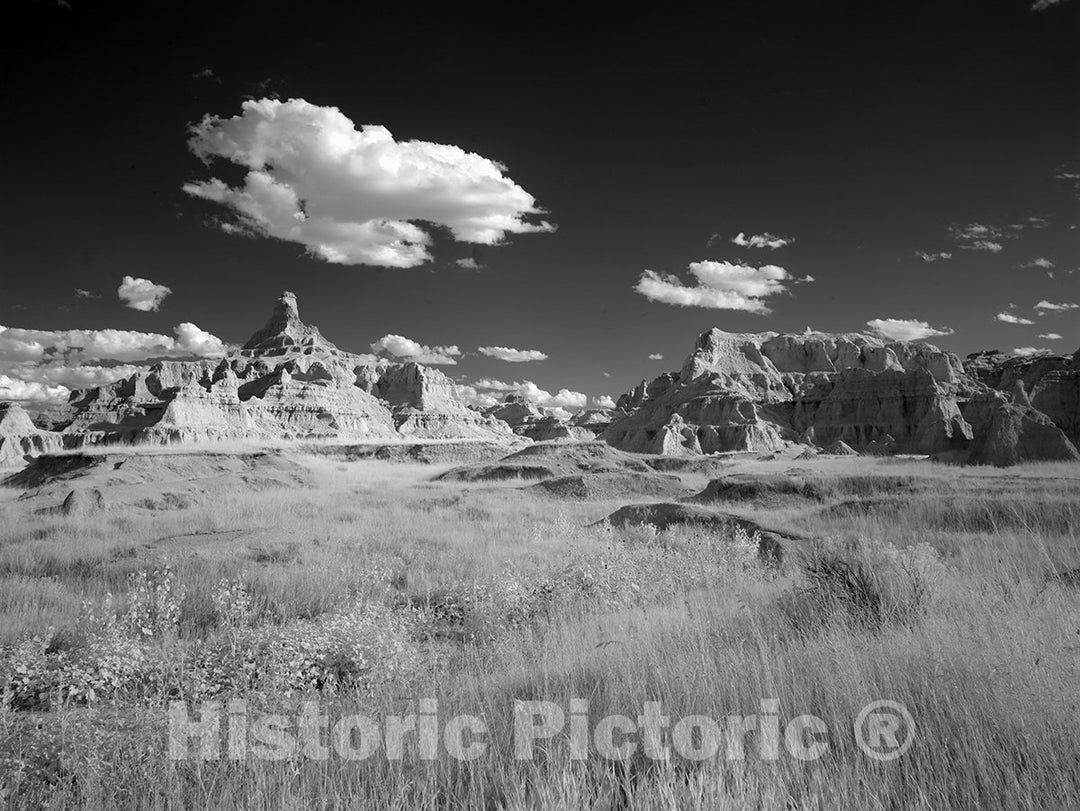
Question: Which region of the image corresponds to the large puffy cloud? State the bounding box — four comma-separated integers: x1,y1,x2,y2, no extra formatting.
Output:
0,321,225,406
0,323,226,363
477,346,548,363
636,261,802,314
473,378,586,409
370,334,460,365
118,276,172,312
594,395,616,409
731,232,793,250
0,376,71,404
866,318,954,341
0,363,139,405
183,98,554,268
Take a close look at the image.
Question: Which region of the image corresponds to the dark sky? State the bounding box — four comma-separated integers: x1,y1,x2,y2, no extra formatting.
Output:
3,0,1078,404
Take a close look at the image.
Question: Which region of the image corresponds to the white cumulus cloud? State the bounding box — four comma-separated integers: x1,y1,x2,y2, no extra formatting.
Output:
636,261,804,314
477,346,548,363
594,395,616,409
0,323,226,363
996,312,1036,325
1013,347,1051,356
865,318,954,342
184,98,554,268
473,378,586,409
1038,333,1063,340
1034,300,1080,312
118,276,172,312
370,334,460,365
732,232,793,250
1018,258,1054,270
648,353,664,360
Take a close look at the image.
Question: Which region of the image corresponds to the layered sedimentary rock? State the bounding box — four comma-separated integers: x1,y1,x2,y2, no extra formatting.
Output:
604,329,972,457
12,293,513,455
0,403,63,465
484,395,593,441
963,390,1079,466
964,350,1080,448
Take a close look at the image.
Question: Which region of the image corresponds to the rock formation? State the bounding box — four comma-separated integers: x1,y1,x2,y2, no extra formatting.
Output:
0,403,63,465
483,395,596,441
4,293,514,459
603,328,1080,466
964,349,1080,448
604,329,971,457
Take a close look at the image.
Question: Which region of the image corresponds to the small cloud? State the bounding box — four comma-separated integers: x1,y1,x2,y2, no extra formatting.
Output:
191,67,220,82
1034,300,1080,312
915,251,952,262
1013,347,1051,356
74,288,101,300
1038,333,1063,340
118,276,172,312
996,312,1036,325
949,223,1011,253
636,261,807,314
1018,258,1055,270
602,371,611,377
455,257,484,270
731,231,794,250
370,334,460,365
648,353,664,360
962,240,1003,253
477,346,548,363
1031,0,1063,10
866,318,954,342
594,395,616,409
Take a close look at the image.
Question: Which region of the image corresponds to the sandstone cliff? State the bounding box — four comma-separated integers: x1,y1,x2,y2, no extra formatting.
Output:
5,293,513,459
602,329,1077,465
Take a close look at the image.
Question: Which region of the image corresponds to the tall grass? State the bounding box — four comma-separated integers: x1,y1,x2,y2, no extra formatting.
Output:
2,454,1079,808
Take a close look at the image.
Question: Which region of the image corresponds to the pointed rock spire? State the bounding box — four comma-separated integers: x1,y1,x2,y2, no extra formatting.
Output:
241,291,338,355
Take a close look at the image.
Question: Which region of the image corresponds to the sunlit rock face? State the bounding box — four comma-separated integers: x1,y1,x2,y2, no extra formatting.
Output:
0,402,63,465
6,293,514,457
604,329,974,457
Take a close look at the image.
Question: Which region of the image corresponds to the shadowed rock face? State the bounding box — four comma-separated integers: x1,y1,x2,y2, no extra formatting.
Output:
603,330,972,457
964,350,1080,448
963,390,1080,466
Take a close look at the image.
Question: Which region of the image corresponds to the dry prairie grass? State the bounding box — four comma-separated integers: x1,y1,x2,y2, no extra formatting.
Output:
2,450,1080,808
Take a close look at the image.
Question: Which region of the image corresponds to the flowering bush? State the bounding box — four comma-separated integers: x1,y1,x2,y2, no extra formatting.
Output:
121,566,185,639
190,602,419,698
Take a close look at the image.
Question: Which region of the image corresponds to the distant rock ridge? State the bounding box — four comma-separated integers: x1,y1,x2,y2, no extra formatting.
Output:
602,328,1079,466
0,293,515,464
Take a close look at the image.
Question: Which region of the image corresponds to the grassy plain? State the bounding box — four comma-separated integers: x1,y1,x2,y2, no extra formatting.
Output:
1,444,1079,808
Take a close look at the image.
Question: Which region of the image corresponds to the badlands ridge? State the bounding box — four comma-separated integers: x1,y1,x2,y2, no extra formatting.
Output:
1,292,1078,467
